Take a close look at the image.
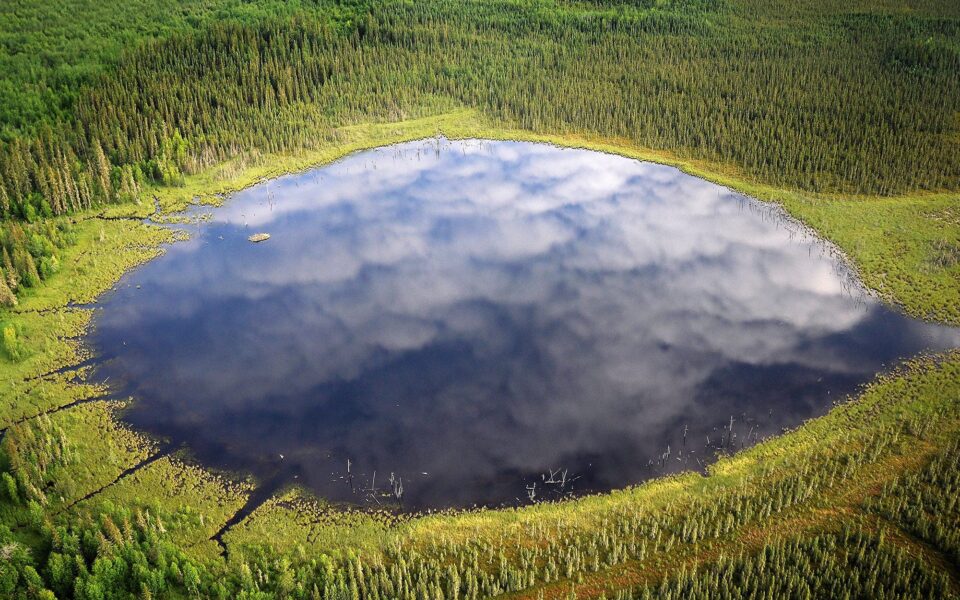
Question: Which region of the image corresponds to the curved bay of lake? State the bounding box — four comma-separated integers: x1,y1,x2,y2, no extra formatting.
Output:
90,139,960,509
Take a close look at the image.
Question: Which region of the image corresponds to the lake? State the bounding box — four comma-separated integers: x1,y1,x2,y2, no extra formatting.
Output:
89,139,960,510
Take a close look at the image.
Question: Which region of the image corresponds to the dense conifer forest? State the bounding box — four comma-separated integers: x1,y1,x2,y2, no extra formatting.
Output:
0,0,958,598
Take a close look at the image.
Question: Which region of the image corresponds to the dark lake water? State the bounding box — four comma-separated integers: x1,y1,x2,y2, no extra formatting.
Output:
90,139,960,510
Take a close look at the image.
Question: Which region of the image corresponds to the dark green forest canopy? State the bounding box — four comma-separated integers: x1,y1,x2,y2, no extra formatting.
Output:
0,0,373,139
1,0,958,216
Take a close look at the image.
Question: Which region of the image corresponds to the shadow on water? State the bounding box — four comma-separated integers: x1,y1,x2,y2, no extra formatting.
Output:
88,138,960,511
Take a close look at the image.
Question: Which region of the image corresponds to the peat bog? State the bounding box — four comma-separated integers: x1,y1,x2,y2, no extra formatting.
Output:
89,139,960,510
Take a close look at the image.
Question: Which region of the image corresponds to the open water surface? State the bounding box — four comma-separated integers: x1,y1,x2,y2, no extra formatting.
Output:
89,139,960,509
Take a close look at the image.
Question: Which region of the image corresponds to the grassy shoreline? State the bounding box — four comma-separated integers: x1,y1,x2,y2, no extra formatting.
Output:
1,110,959,598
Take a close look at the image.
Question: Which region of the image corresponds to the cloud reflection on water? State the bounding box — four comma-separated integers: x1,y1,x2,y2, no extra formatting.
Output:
91,139,960,509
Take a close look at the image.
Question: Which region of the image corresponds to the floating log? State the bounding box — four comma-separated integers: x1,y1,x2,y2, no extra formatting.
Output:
248,233,270,243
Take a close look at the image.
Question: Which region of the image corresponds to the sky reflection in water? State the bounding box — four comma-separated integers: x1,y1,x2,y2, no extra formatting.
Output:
90,139,960,509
